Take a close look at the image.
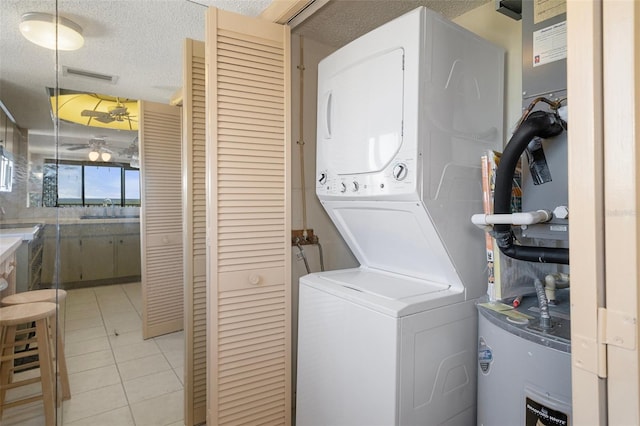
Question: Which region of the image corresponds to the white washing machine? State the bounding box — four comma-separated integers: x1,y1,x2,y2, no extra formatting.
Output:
296,7,505,426
297,269,478,425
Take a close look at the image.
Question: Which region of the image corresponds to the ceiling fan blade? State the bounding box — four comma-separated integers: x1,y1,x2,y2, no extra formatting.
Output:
66,145,89,151
94,115,116,123
81,110,109,118
109,106,128,116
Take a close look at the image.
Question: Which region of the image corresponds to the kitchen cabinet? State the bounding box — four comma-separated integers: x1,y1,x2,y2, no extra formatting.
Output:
116,234,141,278
0,237,21,299
81,236,115,281
1,225,44,292
59,236,82,283
41,221,140,286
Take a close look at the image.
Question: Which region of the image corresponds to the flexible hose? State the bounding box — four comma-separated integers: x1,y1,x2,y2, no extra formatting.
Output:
493,111,569,264
534,278,552,330
317,241,325,272
296,242,311,274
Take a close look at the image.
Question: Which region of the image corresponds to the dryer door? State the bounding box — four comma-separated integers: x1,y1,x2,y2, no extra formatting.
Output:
319,48,404,176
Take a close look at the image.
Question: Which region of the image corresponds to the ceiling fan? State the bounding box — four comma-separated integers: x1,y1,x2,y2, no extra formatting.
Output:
80,98,136,124
63,137,114,161
63,137,110,151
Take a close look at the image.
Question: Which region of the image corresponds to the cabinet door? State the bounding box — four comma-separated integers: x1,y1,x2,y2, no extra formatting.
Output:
116,234,141,277
59,238,82,283
41,237,56,285
81,236,115,281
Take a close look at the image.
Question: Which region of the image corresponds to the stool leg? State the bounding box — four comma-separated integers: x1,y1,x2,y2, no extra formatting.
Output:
35,319,55,426
0,325,17,416
49,317,70,401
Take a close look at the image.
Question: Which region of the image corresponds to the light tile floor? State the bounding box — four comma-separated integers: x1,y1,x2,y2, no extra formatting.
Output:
2,282,185,426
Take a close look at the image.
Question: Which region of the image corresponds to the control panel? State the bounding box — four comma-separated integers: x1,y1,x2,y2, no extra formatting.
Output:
316,155,418,198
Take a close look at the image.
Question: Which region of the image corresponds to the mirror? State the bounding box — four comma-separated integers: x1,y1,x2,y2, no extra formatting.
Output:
0,1,207,212
0,1,209,425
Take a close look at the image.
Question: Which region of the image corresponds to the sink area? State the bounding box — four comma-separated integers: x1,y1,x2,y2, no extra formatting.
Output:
0,222,42,229
80,215,140,219
0,224,43,241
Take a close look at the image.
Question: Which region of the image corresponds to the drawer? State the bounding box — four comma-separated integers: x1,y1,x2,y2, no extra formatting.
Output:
1,253,16,276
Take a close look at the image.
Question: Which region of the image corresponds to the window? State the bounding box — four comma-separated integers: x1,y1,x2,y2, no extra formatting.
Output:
42,160,140,207
56,164,82,205
84,165,122,205
124,169,140,205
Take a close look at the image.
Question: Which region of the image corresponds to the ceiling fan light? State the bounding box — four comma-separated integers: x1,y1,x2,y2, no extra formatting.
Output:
88,150,100,161
101,151,112,162
20,12,84,51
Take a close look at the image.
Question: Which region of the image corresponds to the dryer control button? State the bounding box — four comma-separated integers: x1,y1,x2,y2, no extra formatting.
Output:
340,182,347,193
393,163,408,181
350,181,359,192
318,172,327,185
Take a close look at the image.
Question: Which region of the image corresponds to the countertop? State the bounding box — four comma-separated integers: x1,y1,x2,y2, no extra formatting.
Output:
0,225,42,241
0,236,21,264
1,217,140,227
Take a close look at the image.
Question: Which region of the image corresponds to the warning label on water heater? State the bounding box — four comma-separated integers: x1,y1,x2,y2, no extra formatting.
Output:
532,21,567,68
525,397,569,426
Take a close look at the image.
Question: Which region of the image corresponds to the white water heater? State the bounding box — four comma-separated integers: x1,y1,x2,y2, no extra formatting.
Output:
296,7,504,425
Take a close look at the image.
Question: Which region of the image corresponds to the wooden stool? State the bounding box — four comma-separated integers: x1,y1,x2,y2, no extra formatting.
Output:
0,302,57,426
2,289,67,306
1,290,70,402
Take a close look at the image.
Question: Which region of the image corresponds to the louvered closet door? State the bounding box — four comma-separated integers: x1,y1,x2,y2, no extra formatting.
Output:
139,100,184,339
182,38,207,426
206,8,291,426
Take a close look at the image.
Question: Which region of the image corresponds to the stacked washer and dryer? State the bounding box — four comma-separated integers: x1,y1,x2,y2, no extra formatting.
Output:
295,7,504,425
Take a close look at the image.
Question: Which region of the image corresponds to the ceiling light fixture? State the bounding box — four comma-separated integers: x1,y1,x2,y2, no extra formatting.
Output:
100,151,112,162
88,150,100,162
20,12,84,51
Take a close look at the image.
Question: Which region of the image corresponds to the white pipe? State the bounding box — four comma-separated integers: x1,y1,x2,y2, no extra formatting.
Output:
471,210,552,230
544,272,570,304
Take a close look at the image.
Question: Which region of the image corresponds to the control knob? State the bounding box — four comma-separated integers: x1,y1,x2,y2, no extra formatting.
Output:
340,182,347,193
350,181,359,192
392,163,408,181
318,172,327,185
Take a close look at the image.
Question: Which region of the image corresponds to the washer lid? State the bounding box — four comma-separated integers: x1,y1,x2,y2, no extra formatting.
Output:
302,267,463,317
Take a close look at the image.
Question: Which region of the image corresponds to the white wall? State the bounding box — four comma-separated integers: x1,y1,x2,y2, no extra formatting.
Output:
289,34,359,406
290,34,359,280
453,2,523,139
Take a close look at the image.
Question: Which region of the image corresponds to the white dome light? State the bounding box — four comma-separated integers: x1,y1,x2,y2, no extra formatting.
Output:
19,12,84,51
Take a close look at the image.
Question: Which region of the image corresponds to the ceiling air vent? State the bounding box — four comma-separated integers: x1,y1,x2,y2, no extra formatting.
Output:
62,66,118,84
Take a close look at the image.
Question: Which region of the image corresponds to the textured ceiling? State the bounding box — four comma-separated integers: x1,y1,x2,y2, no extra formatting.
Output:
0,0,270,160
0,0,489,160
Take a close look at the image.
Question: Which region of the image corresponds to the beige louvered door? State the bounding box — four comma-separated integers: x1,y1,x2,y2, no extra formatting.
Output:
182,38,208,426
139,100,184,339
206,8,291,425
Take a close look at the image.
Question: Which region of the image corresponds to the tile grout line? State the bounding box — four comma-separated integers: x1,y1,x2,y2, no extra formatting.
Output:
62,285,131,426
62,284,184,426
99,284,139,426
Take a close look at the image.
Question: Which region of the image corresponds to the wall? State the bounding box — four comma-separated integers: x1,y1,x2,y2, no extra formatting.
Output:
453,1,523,139
290,34,358,278
0,113,30,219
289,34,359,406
